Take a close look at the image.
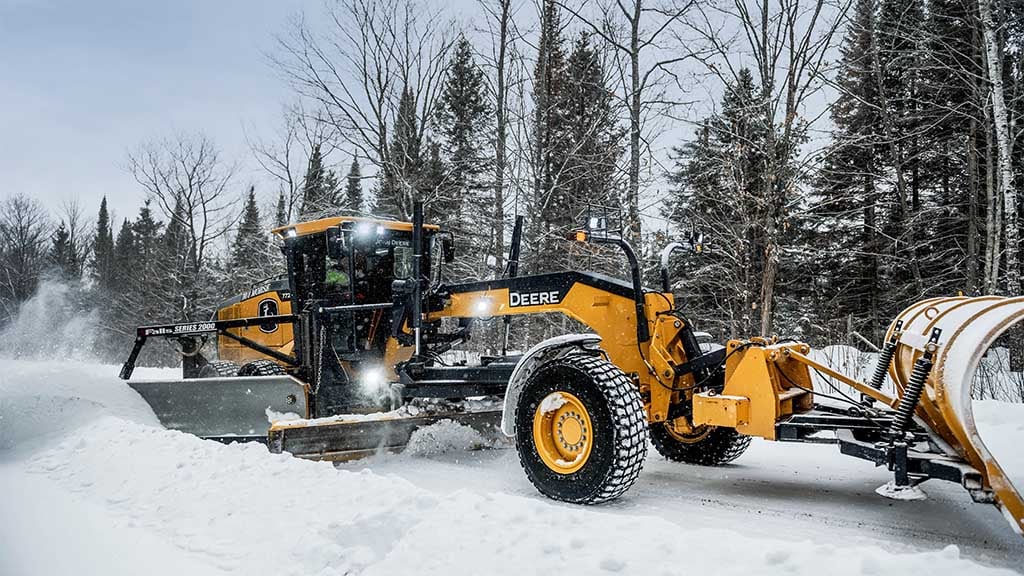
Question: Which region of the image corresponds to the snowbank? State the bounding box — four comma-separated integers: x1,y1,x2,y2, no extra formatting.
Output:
0,359,1019,575
20,412,1018,576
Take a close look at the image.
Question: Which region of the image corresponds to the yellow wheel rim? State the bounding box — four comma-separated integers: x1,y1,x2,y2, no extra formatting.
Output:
533,391,594,474
664,416,712,444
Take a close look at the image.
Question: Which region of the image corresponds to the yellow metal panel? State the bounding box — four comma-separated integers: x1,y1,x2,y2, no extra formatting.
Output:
427,282,676,420
692,393,750,428
216,290,294,365
713,341,814,440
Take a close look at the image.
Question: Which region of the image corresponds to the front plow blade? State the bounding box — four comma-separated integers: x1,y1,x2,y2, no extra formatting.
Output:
129,376,309,442
268,409,503,461
890,296,1024,535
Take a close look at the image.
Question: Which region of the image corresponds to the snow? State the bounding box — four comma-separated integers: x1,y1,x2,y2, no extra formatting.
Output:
1,358,1022,575
539,391,568,413
274,397,503,429
876,480,929,501
974,400,1024,491
404,419,492,456
265,407,303,424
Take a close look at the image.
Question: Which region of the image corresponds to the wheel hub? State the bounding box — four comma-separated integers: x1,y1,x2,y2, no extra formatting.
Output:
533,392,594,474
556,411,587,450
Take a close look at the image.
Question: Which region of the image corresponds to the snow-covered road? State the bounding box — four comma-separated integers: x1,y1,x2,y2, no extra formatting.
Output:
1,360,1021,575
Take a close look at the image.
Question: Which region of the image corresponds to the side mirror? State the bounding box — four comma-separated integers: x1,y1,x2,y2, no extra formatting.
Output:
325,227,346,259
442,235,455,263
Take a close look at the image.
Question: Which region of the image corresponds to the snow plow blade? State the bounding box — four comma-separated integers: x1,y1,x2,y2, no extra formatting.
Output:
267,408,504,461
890,296,1024,535
129,375,309,442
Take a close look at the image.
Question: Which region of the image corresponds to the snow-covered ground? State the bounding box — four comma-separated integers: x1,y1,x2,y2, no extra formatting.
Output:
1,360,1022,575
975,400,1024,491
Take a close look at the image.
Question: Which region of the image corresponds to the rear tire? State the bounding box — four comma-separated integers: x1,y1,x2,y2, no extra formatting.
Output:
514,352,647,504
238,359,287,376
650,419,750,465
198,360,240,378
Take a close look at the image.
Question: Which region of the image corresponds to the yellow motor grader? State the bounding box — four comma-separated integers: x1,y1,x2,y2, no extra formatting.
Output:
120,203,1023,536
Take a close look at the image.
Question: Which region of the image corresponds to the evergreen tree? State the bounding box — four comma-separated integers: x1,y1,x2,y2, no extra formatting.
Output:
300,145,337,219
48,222,79,281
91,196,116,289
815,0,885,339
275,191,288,227
435,36,493,202
529,0,569,273
434,35,494,278
230,187,267,288
342,157,364,213
877,0,927,294
560,32,624,229
377,86,423,219
420,140,449,225
112,218,137,288
665,69,771,337
133,200,162,264
916,0,985,295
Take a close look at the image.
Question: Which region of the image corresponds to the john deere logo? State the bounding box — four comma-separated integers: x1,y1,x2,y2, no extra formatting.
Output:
509,290,561,307
258,299,279,333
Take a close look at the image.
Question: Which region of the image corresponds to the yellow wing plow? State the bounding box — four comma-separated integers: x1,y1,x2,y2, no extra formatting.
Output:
889,296,1024,535
691,297,1024,536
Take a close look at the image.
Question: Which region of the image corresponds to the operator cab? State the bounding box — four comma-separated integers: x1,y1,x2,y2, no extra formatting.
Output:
273,216,444,412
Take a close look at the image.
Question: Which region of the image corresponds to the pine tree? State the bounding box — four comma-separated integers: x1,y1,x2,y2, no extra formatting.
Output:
275,191,288,227
434,35,494,278
133,200,162,264
48,222,79,281
91,196,116,289
113,218,137,288
377,86,423,219
665,69,771,337
301,145,335,219
342,157,364,213
230,187,267,288
435,36,493,201
916,0,983,295
877,0,927,295
815,0,885,339
529,0,569,274
561,32,624,228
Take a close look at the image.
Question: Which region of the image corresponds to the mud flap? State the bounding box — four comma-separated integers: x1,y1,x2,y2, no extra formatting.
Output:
128,376,309,442
267,409,503,461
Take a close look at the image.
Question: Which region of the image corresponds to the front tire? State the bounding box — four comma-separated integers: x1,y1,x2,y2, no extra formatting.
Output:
198,360,240,378
238,359,287,376
650,418,750,465
514,352,647,504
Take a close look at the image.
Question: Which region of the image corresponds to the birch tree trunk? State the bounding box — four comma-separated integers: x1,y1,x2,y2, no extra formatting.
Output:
984,98,1001,292
978,0,1019,295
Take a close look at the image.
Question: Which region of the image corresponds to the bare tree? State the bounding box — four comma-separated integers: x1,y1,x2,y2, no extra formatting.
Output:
58,198,90,278
126,133,238,290
558,0,701,244
273,0,455,189
248,103,341,224
478,0,517,275
0,194,50,322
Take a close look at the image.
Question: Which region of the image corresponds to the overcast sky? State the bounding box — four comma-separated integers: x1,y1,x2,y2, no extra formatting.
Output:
1,0,320,223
